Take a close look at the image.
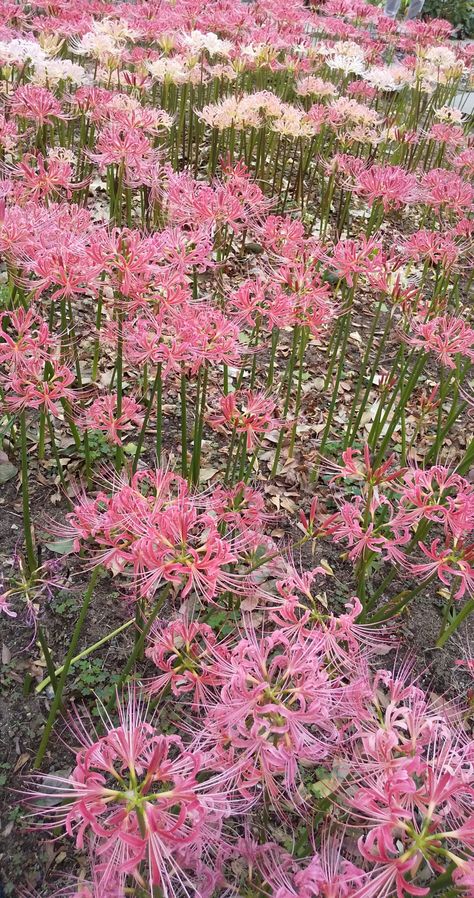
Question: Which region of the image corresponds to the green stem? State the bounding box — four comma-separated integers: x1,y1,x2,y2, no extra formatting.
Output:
47,414,69,497
373,354,427,463
180,369,188,478
343,298,384,449
34,566,101,768
271,326,300,477
107,584,172,709
191,364,208,485
319,310,352,457
436,598,474,649
38,409,46,461
156,362,162,464
20,410,37,574
288,327,308,458
35,617,135,694
37,626,57,692
132,364,162,474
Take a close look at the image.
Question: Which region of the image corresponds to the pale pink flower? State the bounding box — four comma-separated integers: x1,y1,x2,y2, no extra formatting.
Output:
11,153,88,202
205,482,267,531
408,538,474,599
10,84,65,125
258,215,305,261
0,593,17,618
61,469,244,602
427,123,465,148
205,626,340,800
208,390,279,451
77,395,145,446
393,465,474,538
229,277,292,329
3,357,76,416
25,690,232,895
354,164,419,211
421,169,474,215
0,308,53,370
405,315,474,368
399,228,459,269
146,618,230,708
330,237,385,287
86,124,160,183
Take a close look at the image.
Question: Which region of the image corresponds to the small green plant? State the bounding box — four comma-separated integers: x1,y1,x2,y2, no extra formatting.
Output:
79,429,116,463
71,657,120,706
51,592,79,616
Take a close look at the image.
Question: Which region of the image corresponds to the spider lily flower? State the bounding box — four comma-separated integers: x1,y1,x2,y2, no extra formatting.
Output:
56,468,253,602
24,689,236,896
146,618,231,708
405,315,474,369
208,390,280,451
76,394,145,446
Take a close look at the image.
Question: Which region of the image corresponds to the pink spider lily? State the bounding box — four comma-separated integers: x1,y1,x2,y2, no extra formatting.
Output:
298,496,340,541
208,390,280,451
327,446,406,489
153,225,213,277
452,147,474,179
191,307,243,371
0,554,63,634
204,626,341,801
354,165,419,212
146,618,231,708
339,670,474,897
76,395,145,446
122,311,195,376
405,315,474,369
133,500,239,600
325,152,367,182
420,169,474,216
330,236,385,288
85,124,160,182
398,229,459,270
266,565,332,638
0,308,53,370
24,690,234,895
273,261,335,336
0,592,16,618
327,498,410,565
392,465,474,539
57,468,248,602
89,228,158,300
229,277,293,329
205,481,268,532
2,356,76,416
0,113,18,151
24,243,104,303
407,538,474,599
10,153,88,203
9,84,65,126
259,214,306,261
258,834,368,898
427,123,465,148
221,156,274,221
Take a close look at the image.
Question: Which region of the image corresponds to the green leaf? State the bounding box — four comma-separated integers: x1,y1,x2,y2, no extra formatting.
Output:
45,538,75,555
123,442,138,456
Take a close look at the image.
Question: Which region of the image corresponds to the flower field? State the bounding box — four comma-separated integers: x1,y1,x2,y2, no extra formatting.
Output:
0,0,473,895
